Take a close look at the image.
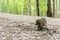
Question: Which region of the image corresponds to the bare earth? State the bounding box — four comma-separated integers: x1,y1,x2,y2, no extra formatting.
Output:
0,13,60,40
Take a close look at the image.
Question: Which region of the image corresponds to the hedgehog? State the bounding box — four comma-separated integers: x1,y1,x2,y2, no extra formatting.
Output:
36,18,48,31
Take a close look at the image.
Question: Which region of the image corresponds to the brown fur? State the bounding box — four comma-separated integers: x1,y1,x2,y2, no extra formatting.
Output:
36,18,47,31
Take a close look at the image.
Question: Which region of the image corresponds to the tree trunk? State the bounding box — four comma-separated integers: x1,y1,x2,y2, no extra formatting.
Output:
55,0,59,17
36,0,40,16
53,0,55,17
47,0,53,17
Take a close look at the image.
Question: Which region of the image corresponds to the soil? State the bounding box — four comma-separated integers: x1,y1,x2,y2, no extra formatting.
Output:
0,13,60,40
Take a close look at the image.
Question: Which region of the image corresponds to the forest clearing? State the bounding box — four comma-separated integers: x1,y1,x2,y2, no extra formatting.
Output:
0,13,60,40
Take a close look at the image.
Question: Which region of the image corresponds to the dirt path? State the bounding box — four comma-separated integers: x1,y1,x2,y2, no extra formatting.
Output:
0,13,60,40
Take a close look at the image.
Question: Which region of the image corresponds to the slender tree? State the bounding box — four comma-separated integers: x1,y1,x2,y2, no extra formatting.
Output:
27,0,31,15
55,0,59,17
47,0,53,17
53,0,55,17
36,0,39,16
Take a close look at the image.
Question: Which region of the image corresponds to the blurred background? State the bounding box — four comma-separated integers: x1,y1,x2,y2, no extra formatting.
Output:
0,0,60,18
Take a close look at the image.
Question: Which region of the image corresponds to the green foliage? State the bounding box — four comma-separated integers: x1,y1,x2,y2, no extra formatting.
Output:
0,0,47,16
30,0,36,16
39,0,47,16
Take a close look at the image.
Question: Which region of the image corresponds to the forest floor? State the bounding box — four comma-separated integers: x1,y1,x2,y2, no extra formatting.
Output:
0,13,60,40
